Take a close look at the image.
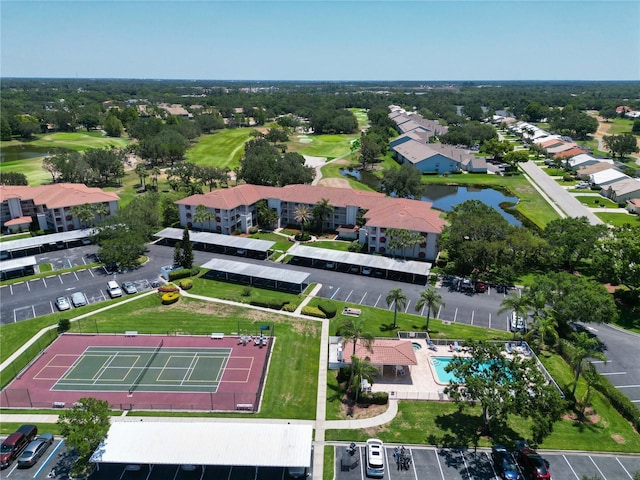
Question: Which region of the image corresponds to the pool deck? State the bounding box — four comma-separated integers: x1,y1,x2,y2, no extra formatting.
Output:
369,339,471,401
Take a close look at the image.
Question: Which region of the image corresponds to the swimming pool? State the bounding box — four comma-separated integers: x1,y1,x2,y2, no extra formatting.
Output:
430,356,510,384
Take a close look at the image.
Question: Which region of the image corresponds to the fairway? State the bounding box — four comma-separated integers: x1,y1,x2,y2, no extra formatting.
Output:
48,345,235,393
186,128,254,169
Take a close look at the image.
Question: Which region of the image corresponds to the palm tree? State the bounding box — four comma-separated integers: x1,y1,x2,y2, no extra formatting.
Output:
312,198,334,235
525,308,558,351
151,166,161,190
415,287,445,332
565,332,607,397
135,163,148,188
338,317,374,357
348,355,379,403
579,364,601,418
194,204,214,231
70,203,94,228
294,204,312,238
498,290,531,338
386,288,407,329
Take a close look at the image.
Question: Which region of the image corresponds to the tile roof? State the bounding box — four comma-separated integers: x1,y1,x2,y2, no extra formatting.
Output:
577,162,616,176
4,216,32,226
554,146,586,159
344,339,418,366
364,197,446,233
0,184,119,209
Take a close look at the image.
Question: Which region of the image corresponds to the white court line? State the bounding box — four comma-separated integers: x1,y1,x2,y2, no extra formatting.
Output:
563,454,581,479
589,456,607,480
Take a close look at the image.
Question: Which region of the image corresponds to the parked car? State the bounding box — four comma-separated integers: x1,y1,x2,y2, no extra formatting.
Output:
458,277,473,293
17,434,53,468
0,433,28,469
514,440,550,480
510,312,525,332
475,280,487,293
71,291,88,307
55,296,71,311
491,445,520,480
107,280,122,298
362,267,372,275
121,281,137,294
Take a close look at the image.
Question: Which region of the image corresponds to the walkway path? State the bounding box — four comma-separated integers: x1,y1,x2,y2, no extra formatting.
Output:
520,161,604,225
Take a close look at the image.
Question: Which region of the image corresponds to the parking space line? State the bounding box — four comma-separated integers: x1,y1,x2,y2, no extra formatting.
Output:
373,294,381,308
31,305,35,318
562,454,581,479
459,451,470,480
484,452,498,478
58,275,63,284
359,292,367,304
601,372,627,376
419,304,425,316
404,300,411,313
488,313,491,329
10,284,14,295
344,290,353,303
470,310,474,325
434,449,445,480
330,287,340,299
453,307,458,322
616,385,640,388
42,277,47,287
89,268,95,277
74,271,79,281
409,448,418,479
358,446,365,479
589,455,608,480
437,305,442,318
34,439,65,478
615,457,634,478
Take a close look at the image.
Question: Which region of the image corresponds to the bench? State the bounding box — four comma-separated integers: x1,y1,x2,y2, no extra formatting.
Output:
342,307,361,317
125,331,138,337
235,403,254,411
52,402,66,408
210,333,224,340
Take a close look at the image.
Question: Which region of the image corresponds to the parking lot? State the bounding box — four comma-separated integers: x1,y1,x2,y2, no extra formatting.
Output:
334,443,640,480
1,437,71,480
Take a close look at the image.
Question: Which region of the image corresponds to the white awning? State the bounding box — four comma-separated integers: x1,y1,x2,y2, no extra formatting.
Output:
91,421,312,467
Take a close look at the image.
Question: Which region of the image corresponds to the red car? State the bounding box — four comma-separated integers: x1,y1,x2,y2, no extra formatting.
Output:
514,441,550,480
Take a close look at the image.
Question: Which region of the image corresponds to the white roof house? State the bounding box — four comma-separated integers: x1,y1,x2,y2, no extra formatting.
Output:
603,178,640,203
91,421,313,467
589,169,629,187
567,154,608,169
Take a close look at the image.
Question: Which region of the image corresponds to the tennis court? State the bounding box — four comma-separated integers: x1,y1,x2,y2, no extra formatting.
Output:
1,333,271,411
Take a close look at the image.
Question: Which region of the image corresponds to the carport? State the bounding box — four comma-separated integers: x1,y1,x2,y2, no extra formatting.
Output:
0,256,37,280
0,229,93,259
90,421,313,470
201,258,310,292
155,227,275,259
289,245,431,284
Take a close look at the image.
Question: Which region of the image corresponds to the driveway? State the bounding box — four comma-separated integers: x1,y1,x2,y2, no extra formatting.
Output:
519,161,603,225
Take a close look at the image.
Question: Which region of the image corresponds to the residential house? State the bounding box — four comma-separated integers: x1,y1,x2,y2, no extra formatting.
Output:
176,184,446,261
576,161,618,180
391,140,485,173
0,184,119,233
566,154,609,170
589,169,630,188
626,198,640,214
602,178,640,204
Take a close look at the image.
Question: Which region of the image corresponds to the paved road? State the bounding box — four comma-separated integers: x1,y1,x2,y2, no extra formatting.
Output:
520,161,603,225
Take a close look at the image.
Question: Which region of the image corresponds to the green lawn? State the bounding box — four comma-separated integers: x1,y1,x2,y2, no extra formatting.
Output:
31,132,131,151
349,108,369,131
575,195,618,208
0,156,52,185
310,240,352,252
185,128,254,170
603,118,637,135
295,134,359,159
421,173,560,229
249,231,294,252
595,212,640,227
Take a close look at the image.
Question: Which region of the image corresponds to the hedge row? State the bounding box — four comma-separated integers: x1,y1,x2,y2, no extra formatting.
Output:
168,267,200,281
359,391,389,405
158,285,179,293
318,303,337,318
594,376,640,433
249,299,288,310
301,306,326,318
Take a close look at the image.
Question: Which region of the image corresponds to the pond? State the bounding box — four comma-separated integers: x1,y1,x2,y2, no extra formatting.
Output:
0,145,58,163
339,168,521,225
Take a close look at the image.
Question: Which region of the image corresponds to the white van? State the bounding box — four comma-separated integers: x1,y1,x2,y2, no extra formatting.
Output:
366,439,385,478
107,280,122,298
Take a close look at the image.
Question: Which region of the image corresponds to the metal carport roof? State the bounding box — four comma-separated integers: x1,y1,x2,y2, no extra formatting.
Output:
0,229,93,253
201,258,310,286
91,421,313,467
155,227,275,252
0,256,37,273
289,245,431,276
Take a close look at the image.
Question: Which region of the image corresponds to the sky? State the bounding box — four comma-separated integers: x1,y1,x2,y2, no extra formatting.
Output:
1,0,639,81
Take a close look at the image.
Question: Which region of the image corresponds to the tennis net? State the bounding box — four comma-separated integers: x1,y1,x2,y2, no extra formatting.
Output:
128,339,163,395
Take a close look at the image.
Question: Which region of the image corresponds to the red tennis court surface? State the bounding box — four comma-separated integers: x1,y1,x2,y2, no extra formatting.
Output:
1,333,271,412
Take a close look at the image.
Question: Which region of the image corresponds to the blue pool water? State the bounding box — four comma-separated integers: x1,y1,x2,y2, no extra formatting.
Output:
431,356,511,384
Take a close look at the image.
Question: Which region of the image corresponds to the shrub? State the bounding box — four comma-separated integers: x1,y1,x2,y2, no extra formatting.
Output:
242,287,252,297
158,285,179,293
168,268,190,281
161,292,180,305
562,175,573,182
179,279,193,290
269,300,287,310
348,241,364,253
249,299,270,308
248,226,259,234
58,319,70,333
594,377,640,433
301,306,326,318
318,302,337,318
295,232,311,242
282,303,297,312
359,391,389,405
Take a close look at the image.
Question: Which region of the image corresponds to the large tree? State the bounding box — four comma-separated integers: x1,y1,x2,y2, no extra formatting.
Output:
444,341,564,441
380,163,425,199
542,217,607,271
57,397,110,459
603,133,640,159
386,288,407,329
415,287,445,332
